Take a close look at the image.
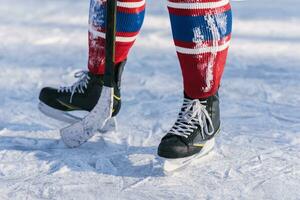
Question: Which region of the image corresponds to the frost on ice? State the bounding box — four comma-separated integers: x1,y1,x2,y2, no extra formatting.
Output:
1,0,300,199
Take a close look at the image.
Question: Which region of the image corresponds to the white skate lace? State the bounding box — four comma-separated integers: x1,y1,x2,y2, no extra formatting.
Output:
58,71,91,103
169,98,215,140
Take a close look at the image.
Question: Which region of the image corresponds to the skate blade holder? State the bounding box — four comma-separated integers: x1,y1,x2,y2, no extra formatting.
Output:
60,86,113,148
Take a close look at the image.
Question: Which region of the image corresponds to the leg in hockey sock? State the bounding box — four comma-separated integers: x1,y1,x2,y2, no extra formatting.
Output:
167,0,232,98
88,0,146,74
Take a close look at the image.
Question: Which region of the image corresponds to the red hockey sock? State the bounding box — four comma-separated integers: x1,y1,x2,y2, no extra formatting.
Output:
88,0,145,75
168,0,232,98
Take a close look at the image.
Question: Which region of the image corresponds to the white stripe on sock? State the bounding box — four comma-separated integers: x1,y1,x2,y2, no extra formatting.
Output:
176,41,230,55
89,26,137,43
117,0,145,8
167,0,229,9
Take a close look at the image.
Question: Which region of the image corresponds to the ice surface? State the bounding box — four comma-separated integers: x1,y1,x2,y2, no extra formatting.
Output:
0,0,299,199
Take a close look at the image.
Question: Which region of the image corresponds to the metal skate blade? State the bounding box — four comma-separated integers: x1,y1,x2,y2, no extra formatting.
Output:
39,102,116,133
60,86,114,148
163,138,215,174
38,102,85,124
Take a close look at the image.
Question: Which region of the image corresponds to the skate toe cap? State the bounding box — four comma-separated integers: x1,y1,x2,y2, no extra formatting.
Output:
158,136,201,159
39,87,66,110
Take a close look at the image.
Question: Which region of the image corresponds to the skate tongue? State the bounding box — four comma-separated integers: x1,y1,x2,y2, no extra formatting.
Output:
183,92,195,101
184,92,208,104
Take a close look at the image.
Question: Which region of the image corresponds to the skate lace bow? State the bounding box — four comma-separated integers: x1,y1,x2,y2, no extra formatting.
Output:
58,71,91,103
169,98,215,139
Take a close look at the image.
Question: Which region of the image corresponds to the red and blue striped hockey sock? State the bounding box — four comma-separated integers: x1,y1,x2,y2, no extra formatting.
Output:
168,0,232,98
88,0,145,74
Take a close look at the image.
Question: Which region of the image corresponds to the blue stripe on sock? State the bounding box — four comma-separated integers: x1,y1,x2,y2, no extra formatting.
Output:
116,11,145,33
169,10,232,42
90,2,145,33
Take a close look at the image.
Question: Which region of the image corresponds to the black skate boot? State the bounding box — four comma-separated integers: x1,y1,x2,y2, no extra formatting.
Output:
38,60,126,124
158,91,220,159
